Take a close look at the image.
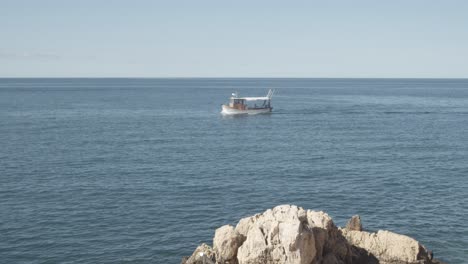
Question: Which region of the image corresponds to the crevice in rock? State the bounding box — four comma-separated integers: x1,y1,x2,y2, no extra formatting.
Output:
259,226,268,246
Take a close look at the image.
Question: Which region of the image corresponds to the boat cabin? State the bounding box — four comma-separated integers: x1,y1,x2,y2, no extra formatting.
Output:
228,92,272,110
229,98,247,110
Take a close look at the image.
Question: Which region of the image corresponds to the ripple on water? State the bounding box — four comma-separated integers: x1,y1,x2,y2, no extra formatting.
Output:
1,78,467,263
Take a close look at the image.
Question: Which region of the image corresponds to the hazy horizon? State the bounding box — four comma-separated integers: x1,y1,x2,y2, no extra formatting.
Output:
1,77,468,80
2,75,468,79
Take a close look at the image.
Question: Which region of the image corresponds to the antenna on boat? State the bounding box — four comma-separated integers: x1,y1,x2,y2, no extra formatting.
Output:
267,89,275,99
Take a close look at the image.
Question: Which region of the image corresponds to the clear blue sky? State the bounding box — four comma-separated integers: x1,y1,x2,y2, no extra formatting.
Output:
1,0,467,78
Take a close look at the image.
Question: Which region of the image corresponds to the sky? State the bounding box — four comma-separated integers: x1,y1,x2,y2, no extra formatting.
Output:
1,0,468,78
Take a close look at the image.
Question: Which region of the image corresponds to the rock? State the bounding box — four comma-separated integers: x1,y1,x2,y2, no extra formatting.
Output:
345,215,362,231
183,205,441,264
180,256,189,264
213,225,245,263
235,213,261,238
431,259,448,264
307,210,334,230
306,210,351,263
236,205,317,264
341,229,432,264
322,253,342,264
182,243,216,264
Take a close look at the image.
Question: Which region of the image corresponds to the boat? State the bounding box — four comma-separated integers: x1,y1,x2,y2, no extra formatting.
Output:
221,89,275,115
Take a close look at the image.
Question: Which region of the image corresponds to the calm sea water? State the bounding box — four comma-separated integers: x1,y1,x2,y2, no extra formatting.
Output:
0,78,467,263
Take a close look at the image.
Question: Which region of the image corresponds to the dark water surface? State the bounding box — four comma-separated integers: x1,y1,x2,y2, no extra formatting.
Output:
1,78,467,263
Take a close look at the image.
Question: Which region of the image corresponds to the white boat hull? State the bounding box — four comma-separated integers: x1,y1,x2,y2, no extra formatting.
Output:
221,105,272,115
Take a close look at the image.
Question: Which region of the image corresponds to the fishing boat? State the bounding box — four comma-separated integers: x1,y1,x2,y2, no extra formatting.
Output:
221,89,275,115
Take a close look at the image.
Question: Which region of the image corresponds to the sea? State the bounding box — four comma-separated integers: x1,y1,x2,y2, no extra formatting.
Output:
0,78,467,263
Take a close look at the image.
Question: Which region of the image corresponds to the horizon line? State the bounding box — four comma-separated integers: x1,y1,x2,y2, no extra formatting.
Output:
1,76,468,80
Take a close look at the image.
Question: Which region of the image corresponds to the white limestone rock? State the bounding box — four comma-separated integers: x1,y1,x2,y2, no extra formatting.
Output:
342,229,432,264
213,225,245,263
182,243,216,264
236,205,317,264
183,204,440,264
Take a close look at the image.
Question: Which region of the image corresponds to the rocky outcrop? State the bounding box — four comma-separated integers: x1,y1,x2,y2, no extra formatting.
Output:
182,205,442,264
235,205,317,264
183,243,216,264
214,225,245,263
345,215,362,232
342,229,432,264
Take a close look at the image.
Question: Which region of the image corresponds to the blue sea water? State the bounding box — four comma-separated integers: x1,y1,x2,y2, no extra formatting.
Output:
0,78,467,263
